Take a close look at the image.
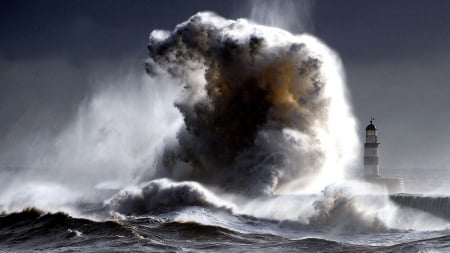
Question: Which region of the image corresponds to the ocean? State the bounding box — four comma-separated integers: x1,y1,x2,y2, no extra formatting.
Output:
1,198,449,252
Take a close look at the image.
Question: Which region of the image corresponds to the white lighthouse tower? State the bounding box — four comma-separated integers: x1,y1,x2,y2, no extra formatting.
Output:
361,118,404,193
364,119,380,179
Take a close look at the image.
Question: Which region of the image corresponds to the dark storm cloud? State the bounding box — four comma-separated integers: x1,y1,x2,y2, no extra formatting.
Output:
313,0,450,62
0,0,234,60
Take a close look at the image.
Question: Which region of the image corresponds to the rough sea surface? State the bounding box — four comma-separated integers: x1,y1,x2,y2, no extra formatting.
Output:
1,204,449,253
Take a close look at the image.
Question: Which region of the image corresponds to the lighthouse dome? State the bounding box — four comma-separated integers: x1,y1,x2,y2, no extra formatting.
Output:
366,121,377,130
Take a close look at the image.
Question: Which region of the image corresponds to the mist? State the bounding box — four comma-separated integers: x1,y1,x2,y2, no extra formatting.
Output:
0,64,183,212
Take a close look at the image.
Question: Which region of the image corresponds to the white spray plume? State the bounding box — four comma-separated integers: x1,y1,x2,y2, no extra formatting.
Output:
247,0,314,33
0,70,183,212
146,12,359,195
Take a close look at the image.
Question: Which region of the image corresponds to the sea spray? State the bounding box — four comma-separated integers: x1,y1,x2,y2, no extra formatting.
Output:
146,12,359,195
246,0,314,33
0,71,183,212
0,11,359,213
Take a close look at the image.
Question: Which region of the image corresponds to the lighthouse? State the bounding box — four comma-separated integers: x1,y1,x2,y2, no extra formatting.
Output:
361,119,404,193
364,119,380,179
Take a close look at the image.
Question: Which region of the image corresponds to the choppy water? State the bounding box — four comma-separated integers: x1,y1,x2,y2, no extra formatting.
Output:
1,199,449,253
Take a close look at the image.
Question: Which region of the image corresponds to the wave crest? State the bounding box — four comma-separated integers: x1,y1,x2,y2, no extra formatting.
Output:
107,178,233,215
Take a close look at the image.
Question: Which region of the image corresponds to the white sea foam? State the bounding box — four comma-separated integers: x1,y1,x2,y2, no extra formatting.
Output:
106,178,234,215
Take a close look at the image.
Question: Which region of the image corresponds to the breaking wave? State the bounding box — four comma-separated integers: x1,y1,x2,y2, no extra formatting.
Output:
106,178,234,215
308,185,388,233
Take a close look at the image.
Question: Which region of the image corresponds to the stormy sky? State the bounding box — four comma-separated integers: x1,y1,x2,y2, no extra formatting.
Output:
1,0,450,174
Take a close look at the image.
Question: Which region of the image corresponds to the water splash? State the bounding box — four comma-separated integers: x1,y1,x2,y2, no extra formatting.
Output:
0,70,183,212
246,0,314,33
146,12,359,195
